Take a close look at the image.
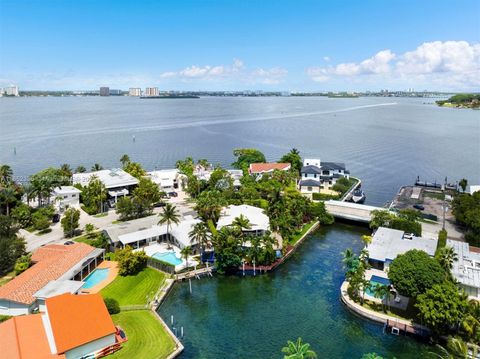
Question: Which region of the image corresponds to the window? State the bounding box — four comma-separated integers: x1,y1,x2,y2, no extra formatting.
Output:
314,174,317,178
307,186,312,191
72,194,76,198
63,195,68,199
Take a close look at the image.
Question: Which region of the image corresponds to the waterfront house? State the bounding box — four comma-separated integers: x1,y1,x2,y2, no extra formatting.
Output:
104,215,201,251
447,239,480,298
72,168,139,205
227,169,244,188
216,204,270,236
52,186,81,210
147,169,185,192
0,293,118,359
0,243,104,316
248,162,291,176
298,158,350,197
368,227,437,271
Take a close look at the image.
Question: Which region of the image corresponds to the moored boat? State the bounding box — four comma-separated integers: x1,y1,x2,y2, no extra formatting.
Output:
351,189,366,204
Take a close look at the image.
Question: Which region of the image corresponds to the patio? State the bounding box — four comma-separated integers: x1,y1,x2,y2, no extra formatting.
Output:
363,268,410,311
135,242,198,272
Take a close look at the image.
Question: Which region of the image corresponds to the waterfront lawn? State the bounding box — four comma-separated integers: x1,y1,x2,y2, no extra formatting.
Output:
363,299,419,321
100,267,166,306
423,191,445,201
291,221,317,245
110,310,176,359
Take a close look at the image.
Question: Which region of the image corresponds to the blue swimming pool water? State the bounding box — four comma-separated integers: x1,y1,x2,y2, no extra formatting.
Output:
366,275,391,297
152,252,182,266
82,268,110,289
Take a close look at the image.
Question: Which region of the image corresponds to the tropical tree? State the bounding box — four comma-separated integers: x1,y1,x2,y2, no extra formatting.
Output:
212,226,243,274
461,300,480,344
158,203,180,247
84,223,96,238
232,148,266,171
373,284,391,312
342,248,359,275
189,222,210,256
61,208,80,238
459,178,468,193
436,246,458,273
75,165,87,173
432,337,478,359
180,246,192,269
120,154,131,167
79,176,107,214
361,234,372,248
281,338,317,359
30,168,66,207
123,161,146,179
1,186,17,216
91,163,103,171
59,163,73,178
0,165,13,186
280,148,303,175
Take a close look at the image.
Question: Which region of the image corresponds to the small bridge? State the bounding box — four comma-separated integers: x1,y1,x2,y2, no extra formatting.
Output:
325,200,386,223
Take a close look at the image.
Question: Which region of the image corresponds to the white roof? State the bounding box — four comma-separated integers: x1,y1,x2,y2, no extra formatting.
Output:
104,215,162,243
469,185,480,195
118,216,201,247
448,239,480,289
34,280,84,299
368,227,437,262
217,205,270,232
72,169,139,189
147,169,179,187
52,186,81,195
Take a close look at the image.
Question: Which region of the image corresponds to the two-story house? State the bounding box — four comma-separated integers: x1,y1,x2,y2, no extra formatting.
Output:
298,158,349,197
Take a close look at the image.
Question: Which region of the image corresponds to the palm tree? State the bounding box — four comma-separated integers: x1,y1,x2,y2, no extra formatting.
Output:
75,165,86,173
120,154,130,168
462,300,480,342
290,148,300,155
281,338,317,359
91,163,103,171
459,178,468,193
232,214,252,231
158,203,180,248
436,246,458,272
180,246,192,269
361,235,372,248
1,186,17,216
342,248,358,274
189,222,210,257
0,165,13,187
59,163,73,178
373,284,391,312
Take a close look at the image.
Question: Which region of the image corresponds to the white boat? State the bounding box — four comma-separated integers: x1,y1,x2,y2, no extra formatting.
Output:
351,189,366,204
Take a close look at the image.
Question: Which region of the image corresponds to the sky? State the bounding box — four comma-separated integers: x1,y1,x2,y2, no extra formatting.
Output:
0,0,479,91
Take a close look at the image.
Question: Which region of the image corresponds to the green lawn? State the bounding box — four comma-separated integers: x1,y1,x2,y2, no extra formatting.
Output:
291,221,317,245
110,310,176,359
100,267,166,306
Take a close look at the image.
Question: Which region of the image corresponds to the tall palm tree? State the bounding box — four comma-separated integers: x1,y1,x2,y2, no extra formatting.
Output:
158,203,180,247
120,154,130,168
59,163,73,178
189,222,210,257
342,248,358,274
373,284,391,312
180,246,192,269
436,246,458,272
91,163,103,171
431,337,478,359
361,235,372,248
0,165,13,187
1,186,17,216
459,178,468,193
281,338,317,359
75,165,87,173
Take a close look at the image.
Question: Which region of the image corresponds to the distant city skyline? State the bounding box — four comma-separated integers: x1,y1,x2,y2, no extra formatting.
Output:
0,0,479,92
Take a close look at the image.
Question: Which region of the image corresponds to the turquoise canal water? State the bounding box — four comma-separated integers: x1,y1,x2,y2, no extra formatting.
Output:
158,224,433,358
81,268,109,289
366,275,392,298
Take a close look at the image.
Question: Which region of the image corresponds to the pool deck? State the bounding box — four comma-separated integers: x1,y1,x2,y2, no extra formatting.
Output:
81,261,118,294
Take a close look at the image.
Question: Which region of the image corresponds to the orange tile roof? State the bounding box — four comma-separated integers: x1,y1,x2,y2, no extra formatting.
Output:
0,243,96,305
0,314,64,359
46,293,116,354
249,162,291,173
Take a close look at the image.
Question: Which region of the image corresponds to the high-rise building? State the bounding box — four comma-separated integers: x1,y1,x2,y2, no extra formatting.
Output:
3,86,19,96
129,88,142,97
109,89,122,96
99,87,110,96
144,87,159,97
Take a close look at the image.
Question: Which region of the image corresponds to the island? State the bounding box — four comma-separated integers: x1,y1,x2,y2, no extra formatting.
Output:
436,93,480,109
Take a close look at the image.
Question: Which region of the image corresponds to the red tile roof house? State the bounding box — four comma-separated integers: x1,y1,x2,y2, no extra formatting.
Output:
0,243,105,316
0,293,120,359
248,162,291,176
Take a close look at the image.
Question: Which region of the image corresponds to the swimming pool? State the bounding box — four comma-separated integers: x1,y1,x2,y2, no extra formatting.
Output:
82,268,110,289
152,252,183,266
365,275,391,297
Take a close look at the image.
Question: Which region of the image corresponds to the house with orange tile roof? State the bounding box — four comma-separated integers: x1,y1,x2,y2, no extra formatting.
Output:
0,293,119,359
248,162,291,175
0,243,105,316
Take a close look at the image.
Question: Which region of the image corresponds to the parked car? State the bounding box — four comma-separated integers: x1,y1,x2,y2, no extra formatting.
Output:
52,213,61,223
64,241,74,245
413,204,425,210
153,201,166,208
168,191,178,197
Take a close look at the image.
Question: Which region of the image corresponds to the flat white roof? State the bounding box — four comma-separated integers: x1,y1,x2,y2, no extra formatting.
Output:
217,205,270,232
147,169,179,187
72,169,139,189
469,185,480,195
34,279,84,299
369,227,437,262
448,239,480,289
52,186,81,195
118,216,201,247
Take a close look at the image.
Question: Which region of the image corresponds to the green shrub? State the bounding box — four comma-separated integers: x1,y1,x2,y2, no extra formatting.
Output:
115,246,148,276
14,254,31,275
312,192,339,201
436,229,447,252
0,315,12,323
103,297,120,314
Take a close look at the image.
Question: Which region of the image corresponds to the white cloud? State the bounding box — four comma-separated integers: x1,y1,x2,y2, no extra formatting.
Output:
307,41,480,90
160,59,287,85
